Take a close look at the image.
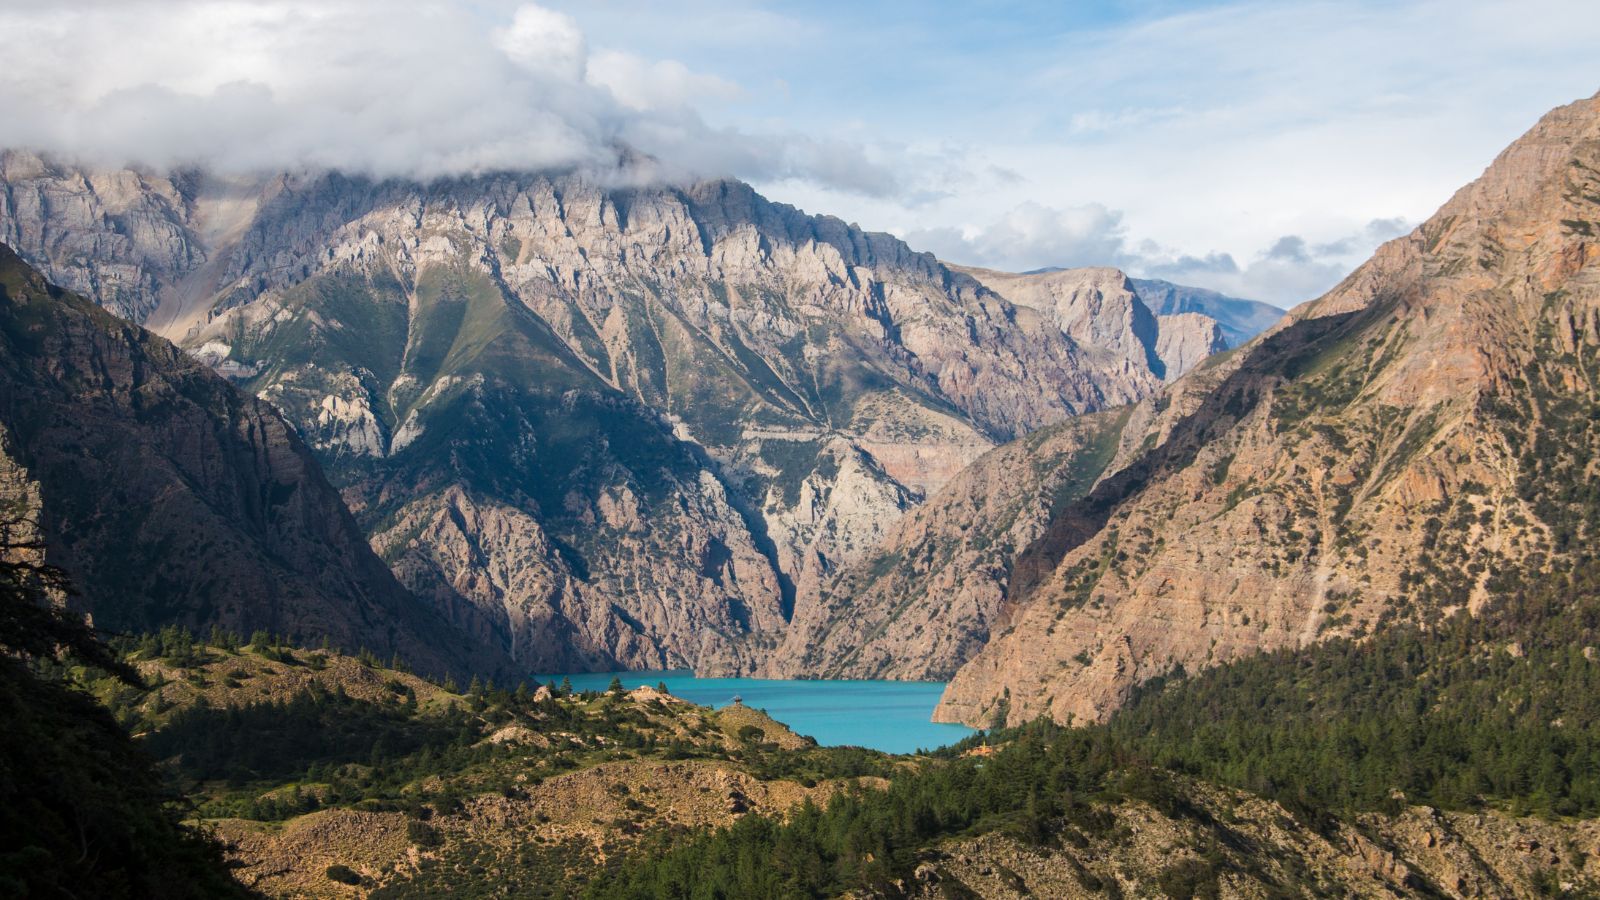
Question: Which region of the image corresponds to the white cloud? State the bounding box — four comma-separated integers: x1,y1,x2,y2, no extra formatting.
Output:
0,0,896,194
588,52,745,112
493,5,588,82
904,202,1128,273
911,199,1417,305
1,0,1592,302
669,0,1597,306
1129,218,1420,305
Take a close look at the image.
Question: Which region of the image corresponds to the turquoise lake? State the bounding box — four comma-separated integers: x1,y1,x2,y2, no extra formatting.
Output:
539,671,975,755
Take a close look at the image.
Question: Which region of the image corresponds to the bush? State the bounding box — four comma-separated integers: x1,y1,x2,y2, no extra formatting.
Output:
1157,859,1219,900
406,820,441,848
325,863,362,885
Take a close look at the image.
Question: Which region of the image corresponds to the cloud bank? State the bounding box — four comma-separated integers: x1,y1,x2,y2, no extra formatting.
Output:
4,0,1591,307
910,202,1415,307
0,0,901,194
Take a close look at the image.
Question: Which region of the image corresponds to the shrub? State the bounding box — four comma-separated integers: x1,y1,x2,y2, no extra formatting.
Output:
325,864,362,885
406,820,440,849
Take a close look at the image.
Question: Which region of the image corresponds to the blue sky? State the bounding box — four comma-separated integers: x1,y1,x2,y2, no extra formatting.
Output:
544,0,1600,303
6,1,1599,305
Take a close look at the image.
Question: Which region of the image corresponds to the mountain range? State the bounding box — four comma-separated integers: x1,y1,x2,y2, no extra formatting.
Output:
11,81,1596,741
16,92,1595,745
0,153,1278,678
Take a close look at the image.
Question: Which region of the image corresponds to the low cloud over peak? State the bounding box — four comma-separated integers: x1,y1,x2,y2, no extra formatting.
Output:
0,0,899,195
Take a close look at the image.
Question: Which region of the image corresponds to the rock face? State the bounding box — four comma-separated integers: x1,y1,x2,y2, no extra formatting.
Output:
955,266,1168,383
1154,312,1228,378
766,410,1134,681
957,265,1239,384
0,244,504,679
0,159,1192,674
935,90,1600,726
762,269,1235,682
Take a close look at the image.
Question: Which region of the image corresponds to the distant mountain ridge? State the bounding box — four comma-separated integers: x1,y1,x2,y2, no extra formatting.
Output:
952,265,1240,382
1020,265,1284,348
763,266,1257,681
1129,277,1286,347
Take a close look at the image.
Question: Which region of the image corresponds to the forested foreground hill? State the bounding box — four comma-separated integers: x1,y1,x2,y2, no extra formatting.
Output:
0,546,252,898
591,561,1600,899
17,555,1600,899
51,627,904,897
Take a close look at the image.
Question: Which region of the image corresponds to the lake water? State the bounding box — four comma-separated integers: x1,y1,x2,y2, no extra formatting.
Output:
539,671,975,755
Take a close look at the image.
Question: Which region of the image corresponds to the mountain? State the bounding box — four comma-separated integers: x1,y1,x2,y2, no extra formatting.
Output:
766,409,1132,681
0,244,503,679
1129,276,1286,347
768,268,1239,681
929,90,1600,726
0,158,1186,674
953,264,1232,382
767,351,1240,682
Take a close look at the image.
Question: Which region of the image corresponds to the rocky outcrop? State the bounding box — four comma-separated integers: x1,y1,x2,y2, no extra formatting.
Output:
936,90,1600,726
957,264,1239,384
763,269,1236,682
0,244,505,680
1155,311,1228,379
955,265,1169,383
0,162,1183,674
766,409,1134,681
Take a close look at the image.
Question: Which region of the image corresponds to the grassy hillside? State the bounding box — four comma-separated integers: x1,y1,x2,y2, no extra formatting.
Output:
79,631,904,897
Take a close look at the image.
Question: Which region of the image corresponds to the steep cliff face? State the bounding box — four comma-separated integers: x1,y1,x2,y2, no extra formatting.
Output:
936,91,1600,726
1154,312,1228,379
768,337,1252,684
761,268,1233,682
954,265,1167,382
0,245,503,679
766,410,1134,681
956,265,1236,384
0,160,1175,673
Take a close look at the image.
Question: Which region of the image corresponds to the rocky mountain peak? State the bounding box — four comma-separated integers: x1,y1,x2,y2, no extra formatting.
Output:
931,90,1600,727
953,264,1167,382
